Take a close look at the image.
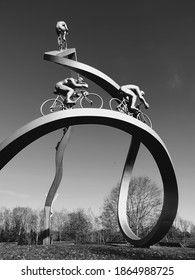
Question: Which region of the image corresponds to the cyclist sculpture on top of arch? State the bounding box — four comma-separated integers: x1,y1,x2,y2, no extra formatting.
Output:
109,84,152,127
54,76,89,106
41,20,152,127
119,84,149,114
56,21,68,51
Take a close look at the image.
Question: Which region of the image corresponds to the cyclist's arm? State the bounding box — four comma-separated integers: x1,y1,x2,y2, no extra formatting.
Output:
72,79,88,88
133,87,149,109
138,94,149,109
80,82,88,88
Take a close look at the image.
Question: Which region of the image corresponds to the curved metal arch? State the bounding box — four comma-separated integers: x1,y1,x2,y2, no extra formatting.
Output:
44,49,120,98
0,108,178,247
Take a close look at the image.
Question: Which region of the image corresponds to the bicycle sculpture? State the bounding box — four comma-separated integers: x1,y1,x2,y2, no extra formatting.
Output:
0,20,178,248
109,98,152,128
40,89,103,115
41,91,151,127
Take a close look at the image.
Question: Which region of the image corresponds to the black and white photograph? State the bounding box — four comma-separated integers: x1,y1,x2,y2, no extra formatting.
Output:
0,1,195,277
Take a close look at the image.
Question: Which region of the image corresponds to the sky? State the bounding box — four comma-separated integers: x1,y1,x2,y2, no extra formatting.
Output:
0,0,195,225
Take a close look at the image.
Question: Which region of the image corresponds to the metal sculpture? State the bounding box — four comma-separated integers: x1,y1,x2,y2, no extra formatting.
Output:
44,50,151,126
56,21,68,51
109,98,152,127
0,109,178,247
40,90,103,115
54,76,89,106
44,49,120,96
0,21,178,247
44,127,72,245
43,47,178,246
119,84,149,114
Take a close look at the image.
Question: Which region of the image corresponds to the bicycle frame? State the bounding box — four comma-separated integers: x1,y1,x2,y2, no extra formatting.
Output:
110,97,152,127
117,98,129,114
54,95,65,103
40,89,103,116
54,89,89,109
118,98,144,115
68,89,88,106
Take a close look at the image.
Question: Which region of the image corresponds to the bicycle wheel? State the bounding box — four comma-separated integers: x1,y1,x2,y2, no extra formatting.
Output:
80,93,103,109
137,112,152,128
40,99,64,116
109,98,126,113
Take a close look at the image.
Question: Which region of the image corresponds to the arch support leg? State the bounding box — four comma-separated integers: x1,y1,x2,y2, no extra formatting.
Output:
118,134,178,247
43,126,72,245
118,136,141,242
43,206,51,245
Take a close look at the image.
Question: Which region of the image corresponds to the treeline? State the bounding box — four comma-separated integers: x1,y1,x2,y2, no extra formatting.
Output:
0,207,43,245
163,215,195,246
0,176,194,246
0,206,113,245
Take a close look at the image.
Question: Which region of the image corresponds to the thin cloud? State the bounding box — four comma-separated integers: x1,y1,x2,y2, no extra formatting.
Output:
0,190,29,198
168,73,182,90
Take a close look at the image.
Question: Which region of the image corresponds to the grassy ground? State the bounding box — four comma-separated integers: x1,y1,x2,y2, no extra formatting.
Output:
0,243,195,260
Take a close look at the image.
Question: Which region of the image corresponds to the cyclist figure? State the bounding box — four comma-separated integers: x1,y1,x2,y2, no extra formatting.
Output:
54,76,88,106
119,84,149,114
56,21,68,51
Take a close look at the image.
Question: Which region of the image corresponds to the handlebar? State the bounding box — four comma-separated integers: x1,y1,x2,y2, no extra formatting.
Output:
76,89,89,97
136,102,143,109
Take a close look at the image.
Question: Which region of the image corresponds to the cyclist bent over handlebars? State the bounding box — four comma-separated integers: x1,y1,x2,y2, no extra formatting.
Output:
119,84,149,114
53,77,88,106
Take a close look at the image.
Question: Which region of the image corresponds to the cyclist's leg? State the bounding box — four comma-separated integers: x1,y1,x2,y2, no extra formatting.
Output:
58,36,61,50
66,88,76,104
130,93,138,111
127,95,140,116
62,39,67,50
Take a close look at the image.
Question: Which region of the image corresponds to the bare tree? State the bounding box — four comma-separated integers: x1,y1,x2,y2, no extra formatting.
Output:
178,216,191,245
52,209,69,241
29,210,40,244
173,214,180,230
12,207,33,234
178,217,191,233
127,177,162,237
64,209,93,243
189,222,195,236
100,185,120,233
100,176,163,240
0,207,12,241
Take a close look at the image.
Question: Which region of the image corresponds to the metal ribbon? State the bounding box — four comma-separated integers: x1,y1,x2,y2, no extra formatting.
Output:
0,108,178,247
